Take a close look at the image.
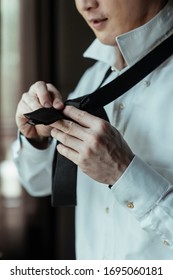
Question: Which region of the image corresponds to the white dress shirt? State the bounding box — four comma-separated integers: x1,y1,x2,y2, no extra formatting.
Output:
13,1,173,259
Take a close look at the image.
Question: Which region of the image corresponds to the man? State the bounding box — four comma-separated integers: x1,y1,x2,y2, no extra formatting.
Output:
13,0,173,259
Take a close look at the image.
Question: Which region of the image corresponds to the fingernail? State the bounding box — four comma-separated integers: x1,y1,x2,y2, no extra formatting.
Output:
53,100,64,109
51,128,56,137
44,102,52,108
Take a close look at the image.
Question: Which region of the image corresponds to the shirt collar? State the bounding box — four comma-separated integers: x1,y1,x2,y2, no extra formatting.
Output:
83,0,173,68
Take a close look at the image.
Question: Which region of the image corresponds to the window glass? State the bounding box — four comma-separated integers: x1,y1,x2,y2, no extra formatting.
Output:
0,0,21,199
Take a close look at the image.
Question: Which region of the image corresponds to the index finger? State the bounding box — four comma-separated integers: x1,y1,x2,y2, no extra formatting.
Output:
47,83,64,110
29,81,52,107
29,81,64,110
63,105,101,128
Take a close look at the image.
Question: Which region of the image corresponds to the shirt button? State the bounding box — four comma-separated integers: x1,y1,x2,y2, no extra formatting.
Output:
163,240,170,246
111,66,116,72
119,103,125,110
105,207,110,214
127,202,134,209
144,80,150,87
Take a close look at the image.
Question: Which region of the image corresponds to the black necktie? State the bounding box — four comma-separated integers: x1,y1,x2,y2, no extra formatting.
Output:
52,105,110,206
52,69,112,207
24,33,173,207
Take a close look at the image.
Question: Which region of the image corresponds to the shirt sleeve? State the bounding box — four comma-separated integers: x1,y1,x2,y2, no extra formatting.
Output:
12,132,56,197
111,155,173,249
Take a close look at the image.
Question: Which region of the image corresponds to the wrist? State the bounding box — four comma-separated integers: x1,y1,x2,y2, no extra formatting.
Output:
109,154,135,185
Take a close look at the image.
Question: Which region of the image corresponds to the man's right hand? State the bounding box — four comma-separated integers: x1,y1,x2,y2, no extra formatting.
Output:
16,81,64,146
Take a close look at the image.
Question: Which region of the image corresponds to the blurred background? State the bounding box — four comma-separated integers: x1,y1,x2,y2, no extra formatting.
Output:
0,0,94,260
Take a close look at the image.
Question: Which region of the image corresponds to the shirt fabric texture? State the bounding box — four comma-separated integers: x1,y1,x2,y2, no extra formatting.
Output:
13,1,173,259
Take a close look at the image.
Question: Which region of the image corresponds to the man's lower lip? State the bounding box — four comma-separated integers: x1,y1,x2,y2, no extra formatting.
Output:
91,19,107,30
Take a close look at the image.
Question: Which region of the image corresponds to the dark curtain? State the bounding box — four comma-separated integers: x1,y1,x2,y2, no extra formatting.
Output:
18,0,94,260
0,0,2,161
20,0,57,89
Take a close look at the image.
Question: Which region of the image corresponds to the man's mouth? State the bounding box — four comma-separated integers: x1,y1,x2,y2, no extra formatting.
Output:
89,18,108,30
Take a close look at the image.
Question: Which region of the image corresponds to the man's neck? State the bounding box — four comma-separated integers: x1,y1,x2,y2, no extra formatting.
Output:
114,45,127,71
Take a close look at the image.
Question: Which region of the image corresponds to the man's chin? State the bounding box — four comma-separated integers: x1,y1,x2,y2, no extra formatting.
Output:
97,37,116,46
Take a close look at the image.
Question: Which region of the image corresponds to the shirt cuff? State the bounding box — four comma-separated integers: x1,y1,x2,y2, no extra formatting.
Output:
111,155,170,219
17,132,55,161
12,132,56,197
